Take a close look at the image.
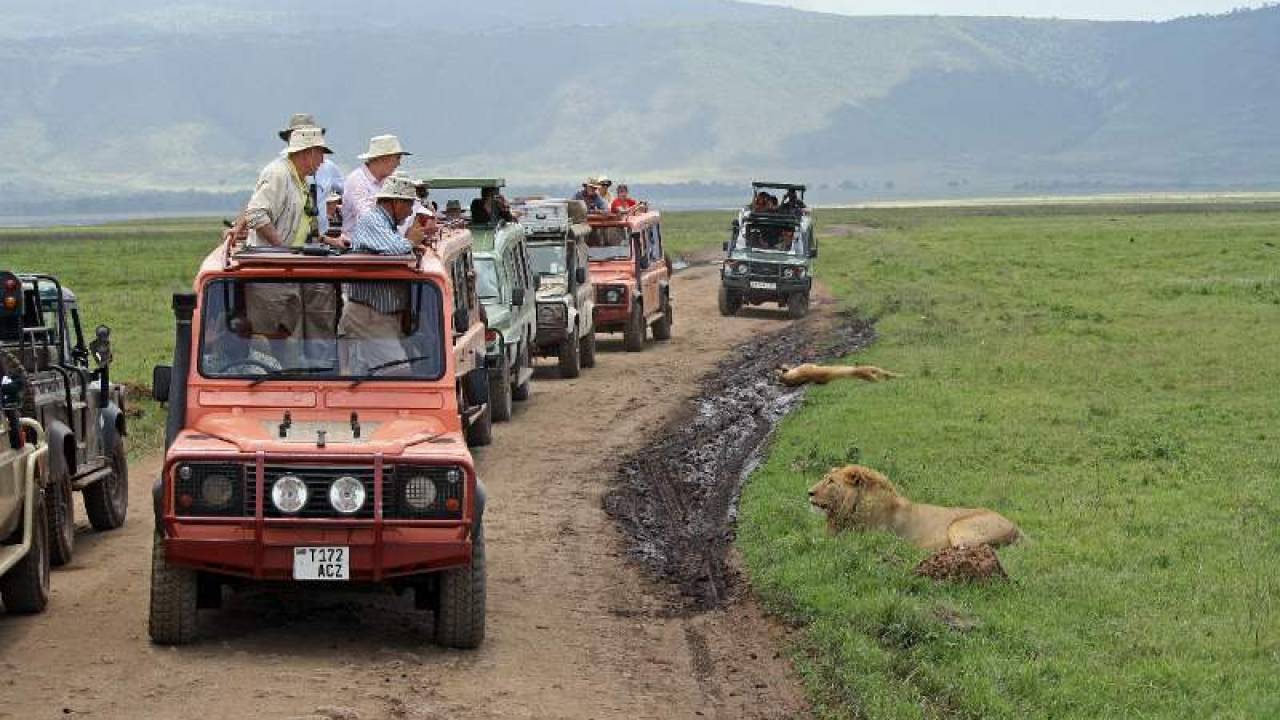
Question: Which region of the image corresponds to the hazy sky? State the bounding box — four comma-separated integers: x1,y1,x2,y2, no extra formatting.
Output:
745,1,1268,21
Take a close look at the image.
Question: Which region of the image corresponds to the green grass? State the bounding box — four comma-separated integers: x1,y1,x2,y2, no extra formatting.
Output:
739,205,1280,719
2,219,225,457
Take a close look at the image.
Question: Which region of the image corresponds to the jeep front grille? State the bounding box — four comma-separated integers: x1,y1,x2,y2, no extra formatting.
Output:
228,464,465,520
748,262,781,277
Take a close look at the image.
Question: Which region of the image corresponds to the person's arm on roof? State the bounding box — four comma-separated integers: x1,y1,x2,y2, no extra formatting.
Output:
350,207,414,255
243,162,289,246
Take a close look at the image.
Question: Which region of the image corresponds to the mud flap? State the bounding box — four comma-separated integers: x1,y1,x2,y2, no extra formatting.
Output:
100,402,125,453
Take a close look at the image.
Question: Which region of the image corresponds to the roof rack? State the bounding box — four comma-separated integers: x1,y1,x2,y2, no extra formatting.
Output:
751,181,807,192
586,201,650,220
423,177,505,190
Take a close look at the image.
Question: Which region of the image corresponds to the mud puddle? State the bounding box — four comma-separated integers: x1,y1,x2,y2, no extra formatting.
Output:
604,309,875,609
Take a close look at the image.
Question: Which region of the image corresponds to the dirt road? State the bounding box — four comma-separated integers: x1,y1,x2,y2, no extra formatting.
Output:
0,264,810,720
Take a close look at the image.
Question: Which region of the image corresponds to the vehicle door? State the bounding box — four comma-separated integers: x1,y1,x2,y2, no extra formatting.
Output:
639,223,665,312
513,237,537,345
500,248,525,359
450,253,485,374
67,304,105,460
35,284,91,467
572,235,594,330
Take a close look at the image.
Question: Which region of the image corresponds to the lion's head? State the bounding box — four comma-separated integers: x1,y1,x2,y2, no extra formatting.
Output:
807,465,900,532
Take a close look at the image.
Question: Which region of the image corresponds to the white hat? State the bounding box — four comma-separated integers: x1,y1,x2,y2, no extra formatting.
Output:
279,113,323,141
376,174,418,201
358,134,412,161
287,126,332,154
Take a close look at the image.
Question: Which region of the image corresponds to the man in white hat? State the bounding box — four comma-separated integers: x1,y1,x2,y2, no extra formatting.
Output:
341,134,412,234
240,125,332,248
340,174,427,374
278,113,345,238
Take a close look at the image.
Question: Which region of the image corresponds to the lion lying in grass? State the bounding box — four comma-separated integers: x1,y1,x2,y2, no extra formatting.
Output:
777,363,900,387
807,465,1021,550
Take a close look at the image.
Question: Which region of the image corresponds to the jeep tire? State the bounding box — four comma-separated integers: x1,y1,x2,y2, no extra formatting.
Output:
579,329,597,369
718,286,740,317
652,295,673,341
512,345,532,402
465,401,493,447
85,434,128,531
434,524,486,649
47,467,75,567
623,304,645,352
0,488,51,614
787,291,810,319
148,532,198,645
490,355,513,423
558,328,581,379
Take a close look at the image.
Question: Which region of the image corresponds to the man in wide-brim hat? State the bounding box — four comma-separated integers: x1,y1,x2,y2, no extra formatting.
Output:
342,134,413,233
277,113,345,237
340,174,427,374
243,126,332,248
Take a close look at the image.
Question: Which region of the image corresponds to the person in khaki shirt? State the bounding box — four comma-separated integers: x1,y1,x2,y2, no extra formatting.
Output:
228,126,341,368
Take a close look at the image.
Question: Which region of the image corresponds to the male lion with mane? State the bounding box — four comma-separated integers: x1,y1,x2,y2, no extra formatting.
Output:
808,465,1021,550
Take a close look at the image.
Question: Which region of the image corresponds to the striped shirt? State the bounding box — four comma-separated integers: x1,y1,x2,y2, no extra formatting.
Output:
347,206,411,313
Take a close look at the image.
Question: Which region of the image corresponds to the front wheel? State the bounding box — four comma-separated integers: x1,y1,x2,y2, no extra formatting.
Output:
47,468,75,566
465,402,493,447
434,525,487,649
148,533,199,644
652,296,673,341
512,344,532,402
489,356,513,423
718,286,740,317
558,328,581,378
579,329,597,369
0,488,51,614
786,291,810,319
85,434,128,531
623,304,645,352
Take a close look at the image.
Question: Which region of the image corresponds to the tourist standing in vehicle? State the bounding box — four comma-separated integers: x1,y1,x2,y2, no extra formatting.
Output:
595,176,614,205
470,186,513,225
574,182,607,212
342,134,413,232
279,113,345,237
610,184,638,213
340,175,427,374
241,126,331,248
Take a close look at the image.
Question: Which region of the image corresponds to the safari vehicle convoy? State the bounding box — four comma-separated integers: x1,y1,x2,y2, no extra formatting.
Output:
720,182,817,319
516,198,597,378
148,236,487,647
0,270,130,569
0,371,51,615
586,204,673,352
429,178,535,422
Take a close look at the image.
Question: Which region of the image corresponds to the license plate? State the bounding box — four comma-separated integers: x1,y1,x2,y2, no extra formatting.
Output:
749,281,777,290
293,546,349,581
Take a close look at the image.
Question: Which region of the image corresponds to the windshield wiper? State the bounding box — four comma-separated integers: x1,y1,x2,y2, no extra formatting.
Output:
248,366,336,387
347,356,436,387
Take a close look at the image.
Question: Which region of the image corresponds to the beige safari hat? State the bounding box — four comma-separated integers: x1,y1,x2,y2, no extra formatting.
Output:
279,113,323,141
286,126,332,154
376,174,418,201
358,134,412,161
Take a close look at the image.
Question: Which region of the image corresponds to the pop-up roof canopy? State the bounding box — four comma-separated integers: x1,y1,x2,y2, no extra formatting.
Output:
751,181,806,193
423,178,505,190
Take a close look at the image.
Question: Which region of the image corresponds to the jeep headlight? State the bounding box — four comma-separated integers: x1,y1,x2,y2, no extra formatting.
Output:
605,288,623,304
200,473,235,511
403,474,439,511
328,476,366,515
271,474,308,514
782,266,806,279
735,263,750,276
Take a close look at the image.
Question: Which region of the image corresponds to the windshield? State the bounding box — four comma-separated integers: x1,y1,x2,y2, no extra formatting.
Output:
737,223,803,255
474,258,500,300
528,243,567,276
587,227,630,261
198,279,445,380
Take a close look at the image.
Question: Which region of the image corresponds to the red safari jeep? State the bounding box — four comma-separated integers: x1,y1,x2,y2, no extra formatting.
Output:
586,206,673,351
149,238,486,648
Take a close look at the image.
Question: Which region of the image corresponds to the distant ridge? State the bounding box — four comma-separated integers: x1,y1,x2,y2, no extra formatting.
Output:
0,1,1276,213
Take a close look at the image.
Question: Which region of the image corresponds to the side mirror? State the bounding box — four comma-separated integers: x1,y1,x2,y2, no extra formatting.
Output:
533,275,542,291
575,267,587,285
90,325,113,368
638,255,650,270
453,308,470,334
511,287,526,307
722,242,729,252
809,248,818,258
151,366,171,403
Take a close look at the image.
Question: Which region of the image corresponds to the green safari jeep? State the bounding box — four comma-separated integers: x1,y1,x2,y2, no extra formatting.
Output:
427,178,537,423
719,181,817,319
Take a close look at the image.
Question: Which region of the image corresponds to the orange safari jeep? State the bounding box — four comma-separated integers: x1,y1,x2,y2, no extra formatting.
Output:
148,235,488,648
586,206,673,351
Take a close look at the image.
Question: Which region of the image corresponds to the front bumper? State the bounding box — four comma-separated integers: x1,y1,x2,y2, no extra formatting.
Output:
722,274,812,297
159,454,477,582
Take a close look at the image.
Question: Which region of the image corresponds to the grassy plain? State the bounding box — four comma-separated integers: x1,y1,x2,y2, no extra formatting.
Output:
738,204,1280,719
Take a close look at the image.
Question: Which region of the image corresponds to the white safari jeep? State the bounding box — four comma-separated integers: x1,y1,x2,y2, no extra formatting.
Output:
0,374,50,614
516,199,597,378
